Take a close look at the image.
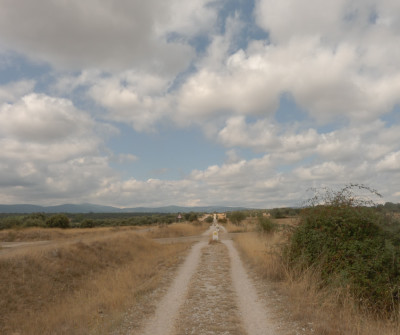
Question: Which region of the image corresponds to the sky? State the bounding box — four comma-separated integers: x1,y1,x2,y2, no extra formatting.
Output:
0,0,399,208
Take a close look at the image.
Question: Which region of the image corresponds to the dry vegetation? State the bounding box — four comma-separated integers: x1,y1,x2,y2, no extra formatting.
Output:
0,230,191,335
145,221,208,239
0,225,142,242
223,218,258,233
234,218,400,335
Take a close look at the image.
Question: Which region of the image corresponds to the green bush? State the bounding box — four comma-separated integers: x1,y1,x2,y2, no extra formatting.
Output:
258,217,277,233
270,208,285,218
46,214,70,229
0,216,23,230
287,185,400,312
80,219,95,228
218,217,227,224
205,216,214,223
184,212,198,222
228,211,246,225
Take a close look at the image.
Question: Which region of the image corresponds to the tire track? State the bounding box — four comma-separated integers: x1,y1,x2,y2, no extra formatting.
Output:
139,241,207,335
137,226,279,335
174,242,246,335
224,240,276,335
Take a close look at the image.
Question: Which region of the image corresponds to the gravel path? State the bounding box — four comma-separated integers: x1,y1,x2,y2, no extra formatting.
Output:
134,226,279,335
224,240,276,335
174,242,246,335
139,241,208,335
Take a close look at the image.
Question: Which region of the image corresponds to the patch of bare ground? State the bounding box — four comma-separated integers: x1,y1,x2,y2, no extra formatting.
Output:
174,241,246,335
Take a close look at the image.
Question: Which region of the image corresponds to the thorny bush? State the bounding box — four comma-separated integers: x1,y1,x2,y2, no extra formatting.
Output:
287,184,400,313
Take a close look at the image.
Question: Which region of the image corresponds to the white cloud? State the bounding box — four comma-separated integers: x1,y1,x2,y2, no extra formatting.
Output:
217,116,278,150
377,151,400,172
0,80,35,104
88,72,172,131
294,161,346,181
0,0,215,72
0,93,94,143
0,93,117,204
0,0,400,207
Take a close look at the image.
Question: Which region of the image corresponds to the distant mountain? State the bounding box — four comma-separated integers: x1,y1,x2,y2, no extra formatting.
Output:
0,203,120,214
0,203,251,214
121,205,250,213
0,204,45,213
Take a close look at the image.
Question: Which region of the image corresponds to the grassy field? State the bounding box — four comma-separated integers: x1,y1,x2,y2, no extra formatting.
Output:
0,229,193,334
223,218,258,233
144,221,209,239
0,225,142,242
234,218,400,335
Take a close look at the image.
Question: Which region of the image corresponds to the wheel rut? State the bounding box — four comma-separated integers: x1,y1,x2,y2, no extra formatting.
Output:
136,226,279,335
174,242,246,335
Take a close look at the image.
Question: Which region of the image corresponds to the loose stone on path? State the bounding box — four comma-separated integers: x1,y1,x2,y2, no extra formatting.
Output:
174,242,246,335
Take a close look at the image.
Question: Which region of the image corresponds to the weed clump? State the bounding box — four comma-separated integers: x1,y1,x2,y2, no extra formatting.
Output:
287,184,400,313
258,217,277,233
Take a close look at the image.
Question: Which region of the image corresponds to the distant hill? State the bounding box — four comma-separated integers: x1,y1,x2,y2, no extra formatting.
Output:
0,203,251,214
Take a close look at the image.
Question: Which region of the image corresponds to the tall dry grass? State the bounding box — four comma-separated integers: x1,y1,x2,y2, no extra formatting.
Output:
234,231,400,335
224,218,258,233
0,231,190,335
145,222,208,239
0,225,142,242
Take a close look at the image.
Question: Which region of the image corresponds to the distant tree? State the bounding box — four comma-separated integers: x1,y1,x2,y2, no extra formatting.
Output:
228,211,246,225
80,219,95,228
46,214,70,229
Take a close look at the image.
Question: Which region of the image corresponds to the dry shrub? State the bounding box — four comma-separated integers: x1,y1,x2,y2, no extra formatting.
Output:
284,264,400,335
0,231,190,334
145,222,208,239
235,231,400,335
224,219,257,233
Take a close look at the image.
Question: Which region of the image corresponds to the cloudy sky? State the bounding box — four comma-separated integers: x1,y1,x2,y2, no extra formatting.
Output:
0,0,399,208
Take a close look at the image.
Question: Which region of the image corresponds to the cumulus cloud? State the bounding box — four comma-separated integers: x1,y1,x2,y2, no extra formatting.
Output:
0,80,35,104
88,71,172,131
377,151,400,172
0,0,216,72
0,0,400,207
0,93,94,143
0,93,116,204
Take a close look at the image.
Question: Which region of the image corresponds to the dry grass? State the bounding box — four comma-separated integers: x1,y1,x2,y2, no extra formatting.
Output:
234,231,400,335
224,218,258,233
0,231,190,335
234,232,285,281
224,216,298,234
0,225,142,242
145,221,208,239
272,216,300,226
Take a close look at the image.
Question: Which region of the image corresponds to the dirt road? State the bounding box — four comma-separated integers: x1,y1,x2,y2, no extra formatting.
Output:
135,225,281,335
2,224,310,334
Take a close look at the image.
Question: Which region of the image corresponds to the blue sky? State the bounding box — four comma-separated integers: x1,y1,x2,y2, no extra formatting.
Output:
0,0,399,208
